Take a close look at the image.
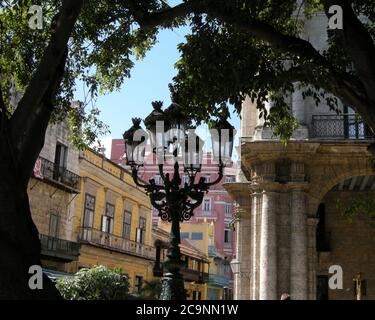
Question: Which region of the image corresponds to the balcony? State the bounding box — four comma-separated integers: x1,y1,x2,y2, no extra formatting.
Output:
153,262,209,283
39,234,80,261
78,227,155,260
208,245,217,257
33,157,80,193
311,114,375,140
208,274,229,287
181,268,209,283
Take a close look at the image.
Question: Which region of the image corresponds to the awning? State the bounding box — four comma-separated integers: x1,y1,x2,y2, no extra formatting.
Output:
43,268,74,281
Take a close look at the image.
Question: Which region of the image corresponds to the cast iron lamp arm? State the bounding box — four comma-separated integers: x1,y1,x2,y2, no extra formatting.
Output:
201,162,224,188
131,165,149,189
131,165,165,192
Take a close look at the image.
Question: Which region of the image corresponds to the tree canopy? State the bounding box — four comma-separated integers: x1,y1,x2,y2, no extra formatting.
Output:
56,265,131,300
1,0,374,145
0,0,374,299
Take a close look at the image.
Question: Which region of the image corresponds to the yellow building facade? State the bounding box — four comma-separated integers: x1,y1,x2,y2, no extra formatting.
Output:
180,221,231,300
152,224,210,300
71,149,155,294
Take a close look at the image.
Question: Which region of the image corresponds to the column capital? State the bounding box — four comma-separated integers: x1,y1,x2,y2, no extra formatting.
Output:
249,181,283,193
234,202,251,220
307,217,319,227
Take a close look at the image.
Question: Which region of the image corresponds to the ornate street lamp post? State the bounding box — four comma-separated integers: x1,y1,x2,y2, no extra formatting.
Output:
123,102,234,300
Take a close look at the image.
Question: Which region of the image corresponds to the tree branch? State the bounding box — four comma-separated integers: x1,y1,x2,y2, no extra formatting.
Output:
139,0,375,126
321,0,375,106
9,0,84,183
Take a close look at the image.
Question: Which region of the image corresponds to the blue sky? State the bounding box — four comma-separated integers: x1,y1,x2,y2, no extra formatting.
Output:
73,1,240,157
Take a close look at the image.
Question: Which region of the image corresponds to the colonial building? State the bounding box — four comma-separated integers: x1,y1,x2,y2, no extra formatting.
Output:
226,13,375,300
180,221,232,300
110,141,237,290
71,148,155,294
152,224,210,300
29,120,81,274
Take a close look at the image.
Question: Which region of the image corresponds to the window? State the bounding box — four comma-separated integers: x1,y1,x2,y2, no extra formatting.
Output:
204,176,211,183
224,229,231,243
203,199,211,212
154,175,162,185
135,275,143,294
54,143,68,181
48,214,59,238
82,194,96,240
101,203,115,234
136,217,146,244
181,232,189,239
224,203,232,214
182,176,189,185
191,232,203,240
225,176,234,183
123,209,132,239
83,194,95,228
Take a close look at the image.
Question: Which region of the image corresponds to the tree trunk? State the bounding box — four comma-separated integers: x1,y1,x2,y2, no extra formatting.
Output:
0,131,61,299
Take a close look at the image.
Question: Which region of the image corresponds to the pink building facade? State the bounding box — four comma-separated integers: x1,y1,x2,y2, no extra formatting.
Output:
110,139,237,294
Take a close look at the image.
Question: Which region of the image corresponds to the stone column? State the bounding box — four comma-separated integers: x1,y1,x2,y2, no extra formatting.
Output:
224,183,252,300
259,191,278,300
250,192,259,300
307,217,319,300
235,199,252,300
290,189,308,299
277,192,291,296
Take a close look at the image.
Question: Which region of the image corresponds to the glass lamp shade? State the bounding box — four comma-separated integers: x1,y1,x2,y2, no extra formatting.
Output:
210,118,235,165
164,102,188,144
123,118,147,165
230,258,240,274
184,130,204,173
144,101,170,154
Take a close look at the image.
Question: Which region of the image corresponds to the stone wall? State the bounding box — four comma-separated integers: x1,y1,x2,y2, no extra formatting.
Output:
318,190,375,300
28,177,75,241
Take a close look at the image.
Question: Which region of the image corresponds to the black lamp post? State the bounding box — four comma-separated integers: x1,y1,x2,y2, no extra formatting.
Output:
123,102,234,300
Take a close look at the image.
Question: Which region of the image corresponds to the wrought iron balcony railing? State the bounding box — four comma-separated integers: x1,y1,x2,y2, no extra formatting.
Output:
33,156,81,192
311,114,375,140
39,234,80,261
181,268,209,284
208,273,230,287
208,245,217,257
153,262,209,283
78,227,155,260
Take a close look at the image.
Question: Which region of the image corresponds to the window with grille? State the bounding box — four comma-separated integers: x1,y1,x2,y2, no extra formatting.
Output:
101,203,115,233
83,194,96,228
123,209,132,239
225,203,232,214
224,229,231,243
182,175,189,185
225,176,234,183
154,175,162,185
203,199,211,212
136,217,146,244
49,214,60,238
135,275,143,294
